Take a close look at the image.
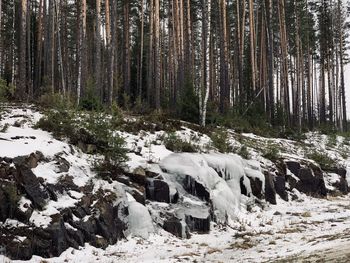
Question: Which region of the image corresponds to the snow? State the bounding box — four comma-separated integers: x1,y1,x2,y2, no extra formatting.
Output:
2,104,350,262
126,193,154,239
159,153,265,223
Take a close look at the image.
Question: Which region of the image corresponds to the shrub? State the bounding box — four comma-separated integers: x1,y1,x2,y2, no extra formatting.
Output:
86,115,128,169
177,76,199,124
36,109,128,169
164,132,198,152
39,92,75,110
306,151,336,170
122,92,131,111
262,144,280,161
0,123,9,133
237,145,250,159
279,128,306,141
210,129,231,153
0,78,14,102
35,109,76,139
326,134,337,147
80,78,102,111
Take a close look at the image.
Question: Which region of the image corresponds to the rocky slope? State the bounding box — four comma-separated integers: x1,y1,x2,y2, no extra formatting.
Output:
0,104,350,262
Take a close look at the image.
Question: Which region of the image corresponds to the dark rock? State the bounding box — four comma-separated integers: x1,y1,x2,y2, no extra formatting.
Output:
3,157,13,164
47,215,69,256
247,176,263,199
52,175,79,194
54,156,70,173
72,217,98,242
326,167,349,194
66,227,85,247
94,198,127,243
2,237,33,260
26,151,44,169
14,165,49,209
264,172,276,205
184,175,210,202
274,175,288,201
0,181,21,222
185,214,210,233
91,236,108,249
285,161,301,176
72,206,87,219
46,184,59,201
163,217,190,238
130,189,145,205
240,177,248,196
145,170,159,178
125,168,147,185
286,161,327,197
145,179,170,203
14,205,33,223
171,190,179,204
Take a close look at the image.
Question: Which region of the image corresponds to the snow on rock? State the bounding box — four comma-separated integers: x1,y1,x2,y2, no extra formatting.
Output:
126,193,154,239
159,153,265,223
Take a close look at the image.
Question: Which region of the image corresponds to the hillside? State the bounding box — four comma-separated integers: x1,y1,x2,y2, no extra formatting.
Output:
0,103,350,262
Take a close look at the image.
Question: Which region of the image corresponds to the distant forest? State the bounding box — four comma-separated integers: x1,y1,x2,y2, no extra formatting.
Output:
0,0,349,131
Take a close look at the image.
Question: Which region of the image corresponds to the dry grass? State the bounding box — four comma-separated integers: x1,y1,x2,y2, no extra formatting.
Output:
207,248,222,254
301,211,312,218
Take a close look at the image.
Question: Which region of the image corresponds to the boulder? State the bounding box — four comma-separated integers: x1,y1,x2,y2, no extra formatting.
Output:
163,217,190,238
286,161,327,197
184,175,210,202
240,177,248,196
145,179,170,203
185,214,210,234
248,177,263,199
0,181,21,222
264,172,276,205
274,174,288,201
14,165,49,209
54,156,70,173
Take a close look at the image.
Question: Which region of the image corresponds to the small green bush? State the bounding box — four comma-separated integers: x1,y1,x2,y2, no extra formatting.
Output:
326,134,337,147
86,115,128,169
0,123,9,133
164,132,198,152
306,151,336,170
35,109,76,139
237,145,250,159
39,92,75,110
262,144,280,161
210,129,231,153
80,79,102,111
0,78,14,102
36,109,128,169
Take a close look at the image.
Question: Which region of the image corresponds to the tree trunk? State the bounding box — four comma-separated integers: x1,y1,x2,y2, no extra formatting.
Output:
95,0,101,98
17,0,28,100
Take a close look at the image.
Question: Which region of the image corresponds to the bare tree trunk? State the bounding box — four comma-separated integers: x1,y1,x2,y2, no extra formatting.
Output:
199,0,211,126
54,0,65,95
267,0,274,122
123,0,130,97
154,0,160,109
17,0,28,100
147,0,154,106
95,0,101,98
77,0,86,104
338,0,347,131
249,0,256,94
138,0,144,99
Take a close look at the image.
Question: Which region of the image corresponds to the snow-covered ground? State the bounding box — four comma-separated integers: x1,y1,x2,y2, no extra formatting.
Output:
5,195,350,263
1,104,350,262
